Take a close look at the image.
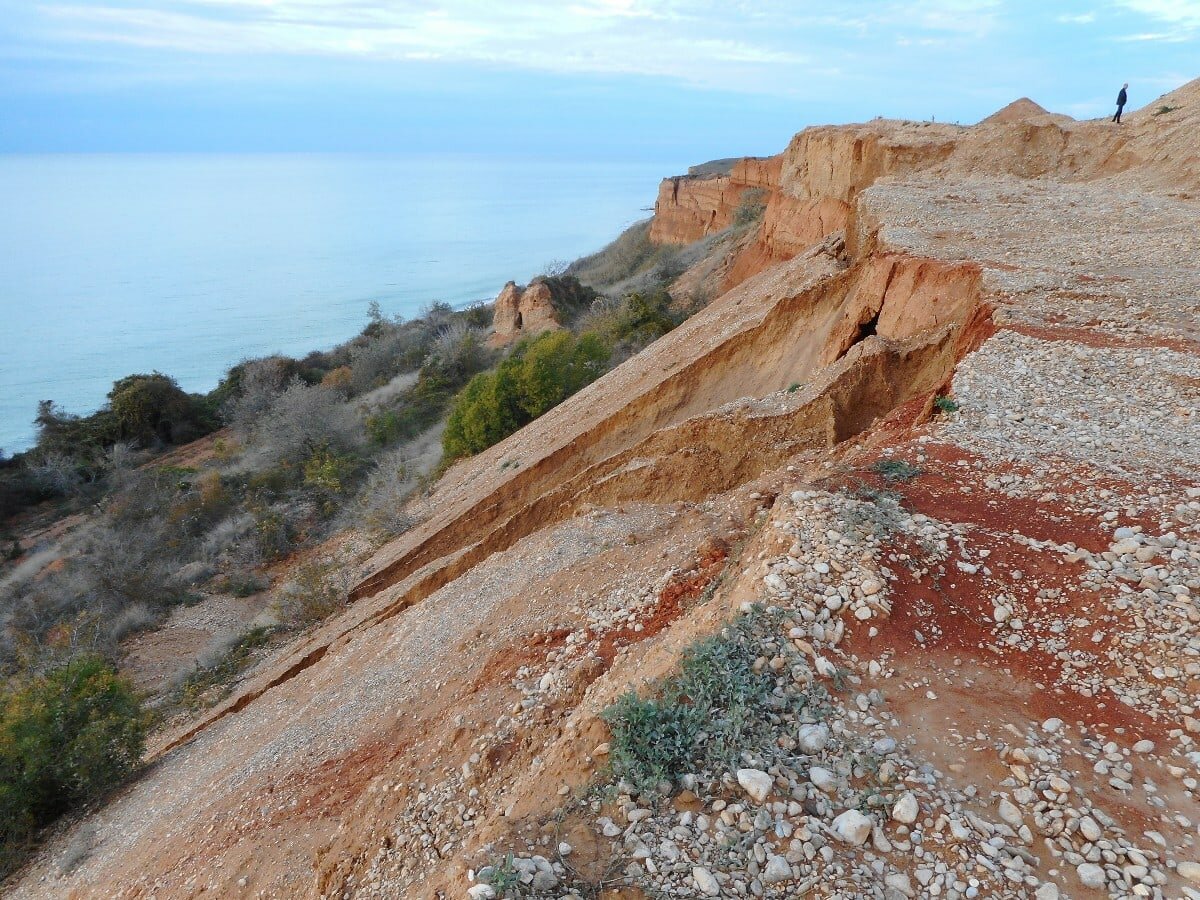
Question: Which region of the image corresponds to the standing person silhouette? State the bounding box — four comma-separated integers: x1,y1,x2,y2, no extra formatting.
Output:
1113,83,1128,123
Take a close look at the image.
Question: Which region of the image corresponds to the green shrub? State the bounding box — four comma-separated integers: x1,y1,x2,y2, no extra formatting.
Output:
106,373,216,446
870,458,922,482
479,854,525,895
244,464,297,500
442,330,609,462
441,369,520,462
251,505,294,560
933,394,959,413
0,656,145,870
302,445,357,496
514,330,608,418
602,609,821,792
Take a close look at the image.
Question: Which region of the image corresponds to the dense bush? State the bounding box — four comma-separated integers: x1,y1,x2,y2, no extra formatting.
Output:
344,303,466,397
27,451,86,498
364,328,494,449
363,381,446,447
441,368,521,462
106,373,216,446
31,401,119,459
352,447,421,541
241,379,363,468
76,522,184,613
0,656,145,870
442,330,608,462
33,374,215,457
514,330,608,417
218,356,301,431
0,457,54,523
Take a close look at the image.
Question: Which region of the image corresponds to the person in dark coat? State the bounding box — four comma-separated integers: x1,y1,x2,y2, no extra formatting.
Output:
1113,83,1128,123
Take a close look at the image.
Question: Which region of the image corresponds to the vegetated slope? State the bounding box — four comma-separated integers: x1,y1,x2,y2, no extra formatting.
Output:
12,79,1200,899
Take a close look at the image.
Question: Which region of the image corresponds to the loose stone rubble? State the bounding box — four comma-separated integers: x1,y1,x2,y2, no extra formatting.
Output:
471,476,1199,898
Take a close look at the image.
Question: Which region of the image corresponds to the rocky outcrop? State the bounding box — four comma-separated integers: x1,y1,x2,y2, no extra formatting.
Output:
488,276,598,346
488,279,564,346
649,174,741,245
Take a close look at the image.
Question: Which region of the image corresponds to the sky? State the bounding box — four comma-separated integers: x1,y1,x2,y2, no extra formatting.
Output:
0,1,1197,160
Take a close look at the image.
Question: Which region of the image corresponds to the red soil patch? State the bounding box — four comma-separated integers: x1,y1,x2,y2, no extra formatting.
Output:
854,532,1167,743
262,736,407,828
591,536,730,666
834,445,1176,746
1003,321,1200,355
846,442,1166,551
469,628,573,694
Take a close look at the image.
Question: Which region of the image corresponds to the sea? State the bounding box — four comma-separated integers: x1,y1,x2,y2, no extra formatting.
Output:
0,153,672,454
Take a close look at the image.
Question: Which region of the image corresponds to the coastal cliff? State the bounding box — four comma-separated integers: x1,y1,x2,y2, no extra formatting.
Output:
14,77,1200,900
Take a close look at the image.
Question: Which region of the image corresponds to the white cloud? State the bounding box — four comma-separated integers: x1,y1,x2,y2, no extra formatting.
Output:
1057,12,1097,23
23,0,1008,89
1113,29,1192,38
1112,0,1200,30
909,0,1002,35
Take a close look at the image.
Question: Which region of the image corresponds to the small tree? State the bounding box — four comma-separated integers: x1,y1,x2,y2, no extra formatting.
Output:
107,373,214,446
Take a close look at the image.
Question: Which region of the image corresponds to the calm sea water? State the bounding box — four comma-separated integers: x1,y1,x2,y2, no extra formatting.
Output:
0,154,669,454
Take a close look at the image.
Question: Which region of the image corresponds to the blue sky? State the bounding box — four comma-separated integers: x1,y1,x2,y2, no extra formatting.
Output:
0,1,1196,160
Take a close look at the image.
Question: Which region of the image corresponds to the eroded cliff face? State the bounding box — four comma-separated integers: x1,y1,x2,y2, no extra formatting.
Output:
19,78,1200,900
657,83,1200,296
